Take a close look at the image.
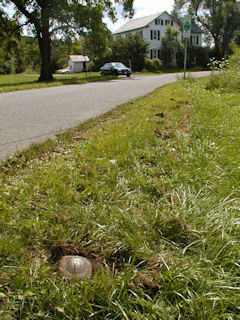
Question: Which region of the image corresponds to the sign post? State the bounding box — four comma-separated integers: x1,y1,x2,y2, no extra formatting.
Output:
183,15,191,79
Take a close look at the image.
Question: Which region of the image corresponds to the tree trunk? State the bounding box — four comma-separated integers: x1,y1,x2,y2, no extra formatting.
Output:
213,37,222,59
38,33,53,81
37,7,53,82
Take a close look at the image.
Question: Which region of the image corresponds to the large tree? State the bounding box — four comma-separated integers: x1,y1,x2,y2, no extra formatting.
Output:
111,34,149,71
1,0,134,81
173,0,240,58
0,8,19,73
161,25,182,68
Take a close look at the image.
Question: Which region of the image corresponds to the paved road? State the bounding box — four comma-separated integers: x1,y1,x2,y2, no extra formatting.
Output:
0,72,210,160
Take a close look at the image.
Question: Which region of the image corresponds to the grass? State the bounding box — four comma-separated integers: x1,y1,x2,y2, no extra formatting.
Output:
0,74,240,319
0,73,115,93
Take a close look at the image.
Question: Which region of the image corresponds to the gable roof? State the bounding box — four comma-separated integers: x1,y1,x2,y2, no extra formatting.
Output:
69,55,89,62
176,18,203,34
189,20,204,34
113,11,166,34
113,11,203,35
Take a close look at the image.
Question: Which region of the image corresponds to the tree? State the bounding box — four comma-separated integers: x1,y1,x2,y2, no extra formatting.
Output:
161,25,182,68
111,34,149,71
0,8,20,73
234,30,240,45
1,0,134,81
84,24,112,62
173,0,240,58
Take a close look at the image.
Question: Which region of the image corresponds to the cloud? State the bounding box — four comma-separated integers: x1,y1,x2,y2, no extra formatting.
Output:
105,0,174,32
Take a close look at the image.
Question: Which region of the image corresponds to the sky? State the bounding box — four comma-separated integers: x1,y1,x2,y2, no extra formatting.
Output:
3,0,175,35
105,0,175,32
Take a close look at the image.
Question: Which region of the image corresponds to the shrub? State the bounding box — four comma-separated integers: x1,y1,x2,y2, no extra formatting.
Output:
144,58,162,72
206,46,240,92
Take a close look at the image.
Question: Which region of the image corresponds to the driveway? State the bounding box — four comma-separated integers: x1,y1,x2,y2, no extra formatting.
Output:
0,72,210,160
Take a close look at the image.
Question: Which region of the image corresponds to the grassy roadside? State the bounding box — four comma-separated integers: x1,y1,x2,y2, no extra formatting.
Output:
0,73,116,93
1,76,240,319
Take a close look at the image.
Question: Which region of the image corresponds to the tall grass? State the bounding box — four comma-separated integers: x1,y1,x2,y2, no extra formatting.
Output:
0,66,240,319
206,46,240,92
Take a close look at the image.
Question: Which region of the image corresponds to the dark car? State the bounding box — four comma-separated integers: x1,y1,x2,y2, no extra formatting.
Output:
100,62,131,77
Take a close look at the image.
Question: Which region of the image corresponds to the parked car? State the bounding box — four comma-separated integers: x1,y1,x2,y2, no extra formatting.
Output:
100,62,131,77
56,68,69,74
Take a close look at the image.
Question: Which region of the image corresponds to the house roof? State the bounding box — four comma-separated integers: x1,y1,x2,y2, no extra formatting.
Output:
113,12,165,34
113,11,203,35
69,55,89,62
177,18,203,34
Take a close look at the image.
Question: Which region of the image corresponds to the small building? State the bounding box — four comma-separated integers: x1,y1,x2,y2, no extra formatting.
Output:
113,11,203,60
68,55,90,73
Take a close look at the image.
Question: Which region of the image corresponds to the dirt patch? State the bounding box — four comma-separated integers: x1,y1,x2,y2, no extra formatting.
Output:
156,216,195,247
177,109,191,134
155,127,176,139
155,112,165,118
137,275,160,295
134,258,172,296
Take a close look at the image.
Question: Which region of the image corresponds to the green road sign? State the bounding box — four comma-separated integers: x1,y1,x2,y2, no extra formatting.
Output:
184,21,191,31
183,15,191,38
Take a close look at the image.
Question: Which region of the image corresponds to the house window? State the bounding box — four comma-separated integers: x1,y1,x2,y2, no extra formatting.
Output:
161,19,164,25
165,20,170,25
116,35,121,40
125,33,131,38
137,31,143,37
150,49,158,59
151,30,158,40
191,35,199,45
171,20,173,26
155,18,161,25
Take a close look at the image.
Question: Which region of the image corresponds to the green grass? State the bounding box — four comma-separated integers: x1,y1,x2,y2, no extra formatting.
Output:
0,75,240,319
0,73,115,93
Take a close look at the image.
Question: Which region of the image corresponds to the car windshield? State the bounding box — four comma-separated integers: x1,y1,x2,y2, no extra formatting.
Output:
113,63,126,68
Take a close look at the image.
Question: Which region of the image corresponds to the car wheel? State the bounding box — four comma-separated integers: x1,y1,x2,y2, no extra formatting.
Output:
127,74,130,77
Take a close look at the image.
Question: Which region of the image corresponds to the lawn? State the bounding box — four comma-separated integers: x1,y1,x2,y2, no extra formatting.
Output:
0,73,114,93
0,71,240,319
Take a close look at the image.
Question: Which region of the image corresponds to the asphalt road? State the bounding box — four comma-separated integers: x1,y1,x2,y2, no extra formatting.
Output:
0,72,210,160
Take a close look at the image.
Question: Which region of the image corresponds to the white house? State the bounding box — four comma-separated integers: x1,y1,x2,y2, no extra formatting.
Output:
68,55,90,73
113,11,203,59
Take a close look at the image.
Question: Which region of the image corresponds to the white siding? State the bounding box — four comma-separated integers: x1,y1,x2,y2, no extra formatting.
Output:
147,12,181,59
113,11,202,59
68,60,84,73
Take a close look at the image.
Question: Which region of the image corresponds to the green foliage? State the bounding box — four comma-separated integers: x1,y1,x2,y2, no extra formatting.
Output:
173,0,240,58
0,8,20,74
234,30,240,46
206,46,240,92
161,25,182,68
111,34,149,71
186,45,210,68
144,58,162,72
51,38,83,72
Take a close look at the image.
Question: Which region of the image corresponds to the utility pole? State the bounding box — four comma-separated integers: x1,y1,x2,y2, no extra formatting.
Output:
183,15,191,79
184,37,188,79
